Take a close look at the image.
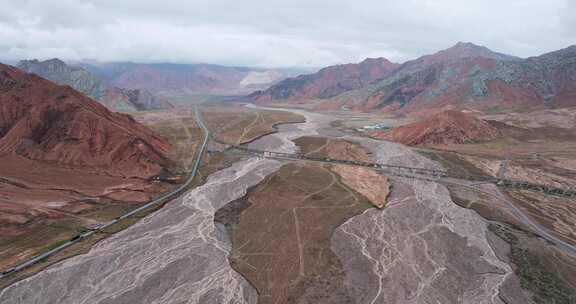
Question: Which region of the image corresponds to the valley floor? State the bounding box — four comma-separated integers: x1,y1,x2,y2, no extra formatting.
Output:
1,104,575,303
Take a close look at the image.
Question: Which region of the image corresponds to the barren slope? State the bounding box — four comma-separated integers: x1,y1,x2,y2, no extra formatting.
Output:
0,63,172,178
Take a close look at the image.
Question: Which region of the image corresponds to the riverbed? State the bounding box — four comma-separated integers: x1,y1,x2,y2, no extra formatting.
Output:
0,106,527,303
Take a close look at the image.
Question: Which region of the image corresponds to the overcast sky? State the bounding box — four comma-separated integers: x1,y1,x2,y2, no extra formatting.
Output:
0,0,574,68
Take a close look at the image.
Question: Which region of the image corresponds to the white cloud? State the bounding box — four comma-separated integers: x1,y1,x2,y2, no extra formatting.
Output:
0,0,573,67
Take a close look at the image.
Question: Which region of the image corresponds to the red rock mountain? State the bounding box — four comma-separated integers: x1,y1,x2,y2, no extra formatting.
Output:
373,110,501,145
333,43,575,115
252,43,576,115
250,58,400,104
0,64,172,178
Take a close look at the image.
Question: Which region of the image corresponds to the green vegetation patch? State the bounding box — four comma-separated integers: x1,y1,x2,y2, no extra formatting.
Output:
489,224,576,304
416,150,490,180
463,138,481,144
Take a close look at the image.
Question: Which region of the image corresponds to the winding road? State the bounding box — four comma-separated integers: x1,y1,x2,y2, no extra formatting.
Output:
0,105,210,280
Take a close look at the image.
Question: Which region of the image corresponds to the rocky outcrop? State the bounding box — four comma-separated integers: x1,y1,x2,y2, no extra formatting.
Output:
103,87,173,112
250,58,400,102
332,165,390,208
0,64,172,178
17,59,173,112
373,110,501,145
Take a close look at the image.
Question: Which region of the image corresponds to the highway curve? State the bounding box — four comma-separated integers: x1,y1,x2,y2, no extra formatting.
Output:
0,105,210,280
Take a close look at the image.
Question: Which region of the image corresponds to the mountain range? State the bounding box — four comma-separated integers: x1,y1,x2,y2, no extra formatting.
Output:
251,42,576,115
17,59,173,112
77,61,302,98
250,57,399,102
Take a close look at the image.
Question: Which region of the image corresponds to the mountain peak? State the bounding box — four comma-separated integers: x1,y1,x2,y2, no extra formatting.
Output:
443,42,501,58
360,57,393,64
454,41,485,48
44,58,67,65
453,41,483,48
406,42,520,67
358,57,399,70
358,57,399,69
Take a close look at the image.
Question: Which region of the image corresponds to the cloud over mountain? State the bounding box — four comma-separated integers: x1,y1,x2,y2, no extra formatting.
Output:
0,0,574,67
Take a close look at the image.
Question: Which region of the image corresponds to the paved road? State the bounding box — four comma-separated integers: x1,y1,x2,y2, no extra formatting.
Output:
0,105,210,280
441,177,576,257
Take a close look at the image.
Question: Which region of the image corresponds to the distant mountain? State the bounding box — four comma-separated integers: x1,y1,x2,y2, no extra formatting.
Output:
102,87,173,112
251,43,576,115
372,110,501,145
78,62,299,97
250,58,400,106
18,59,108,100
0,63,172,178
17,59,173,112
